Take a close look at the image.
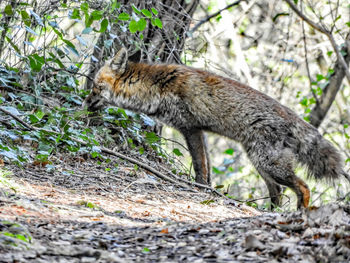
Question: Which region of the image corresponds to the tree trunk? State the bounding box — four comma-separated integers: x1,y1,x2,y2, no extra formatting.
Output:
309,35,350,128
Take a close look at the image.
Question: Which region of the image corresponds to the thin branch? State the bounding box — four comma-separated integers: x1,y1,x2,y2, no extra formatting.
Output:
189,0,245,34
284,0,350,83
300,0,318,103
311,186,331,205
0,107,32,130
285,0,328,34
48,66,94,82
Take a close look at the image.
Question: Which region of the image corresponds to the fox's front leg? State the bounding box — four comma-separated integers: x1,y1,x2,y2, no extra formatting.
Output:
182,129,211,185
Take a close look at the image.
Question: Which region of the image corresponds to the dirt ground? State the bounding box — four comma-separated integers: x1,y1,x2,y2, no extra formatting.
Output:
0,156,350,262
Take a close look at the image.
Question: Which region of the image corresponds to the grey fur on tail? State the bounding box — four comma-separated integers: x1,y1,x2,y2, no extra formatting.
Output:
295,127,349,183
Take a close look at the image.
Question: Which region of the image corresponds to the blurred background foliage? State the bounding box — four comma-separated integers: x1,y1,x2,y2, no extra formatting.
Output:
0,0,349,211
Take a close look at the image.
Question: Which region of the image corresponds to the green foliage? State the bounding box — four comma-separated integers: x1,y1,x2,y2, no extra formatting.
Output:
77,200,97,209
200,199,215,205
297,67,336,121
0,169,16,193
142,247,150,253
126,5,162,34
172,148,183,156
0,1,166,170
1,232,31,243
0,220,32,247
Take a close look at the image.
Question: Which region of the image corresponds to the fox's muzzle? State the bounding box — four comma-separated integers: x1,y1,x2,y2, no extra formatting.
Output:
82,92,106,112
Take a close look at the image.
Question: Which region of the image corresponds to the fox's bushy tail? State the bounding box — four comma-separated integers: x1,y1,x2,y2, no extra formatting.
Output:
297,131,349,182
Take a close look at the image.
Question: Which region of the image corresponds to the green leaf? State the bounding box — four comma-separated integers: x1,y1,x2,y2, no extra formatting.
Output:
51,26,63,38
316,74,324,81
20,10,31,26
212,167,225,175
145,132,160,144
151,8,158,16
141,9,152,18
200,199,215,205
173,148,183,156
134,164,139,171
5,36,21,54
142,247,150,253
118,12,130,21
137,18,146,31
131,4,141,14
86,202,95,208
153,18,162,28
35,110,45,120
28,114,39,123
346,22,350,27
2,232,30,243
111,0,121,10
99,19,108,33
70,8,81,19
28,54,45,72
4,5,13,16
215,185,225,189
80,2,89,12
300,97,308,106
90,10,103,21
334,15,341,22
224,148,234,155
129,20,138,33
63,40,79,56
85,10,103,27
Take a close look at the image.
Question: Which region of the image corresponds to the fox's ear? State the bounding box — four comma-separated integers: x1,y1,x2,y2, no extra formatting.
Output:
110,48,128,73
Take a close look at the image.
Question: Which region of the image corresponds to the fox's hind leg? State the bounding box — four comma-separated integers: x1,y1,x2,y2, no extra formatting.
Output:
249,147,310,209
182,129,211,185
255,168,283,209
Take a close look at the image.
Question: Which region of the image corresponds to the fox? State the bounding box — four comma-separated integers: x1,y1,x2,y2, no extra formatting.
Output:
83,47,349,209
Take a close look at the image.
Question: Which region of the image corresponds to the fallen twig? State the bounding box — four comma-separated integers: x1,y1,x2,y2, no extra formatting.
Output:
0,107,32,130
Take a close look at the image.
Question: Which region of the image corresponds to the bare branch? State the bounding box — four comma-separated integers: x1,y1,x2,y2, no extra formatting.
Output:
300,0,318,103
284,0,328,34
284,0,350,82
189,0,245,34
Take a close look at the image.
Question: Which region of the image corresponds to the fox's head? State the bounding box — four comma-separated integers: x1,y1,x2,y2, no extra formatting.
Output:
82,48,129,112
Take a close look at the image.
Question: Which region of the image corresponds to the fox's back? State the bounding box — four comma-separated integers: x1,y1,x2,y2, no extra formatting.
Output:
157,65,310,140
